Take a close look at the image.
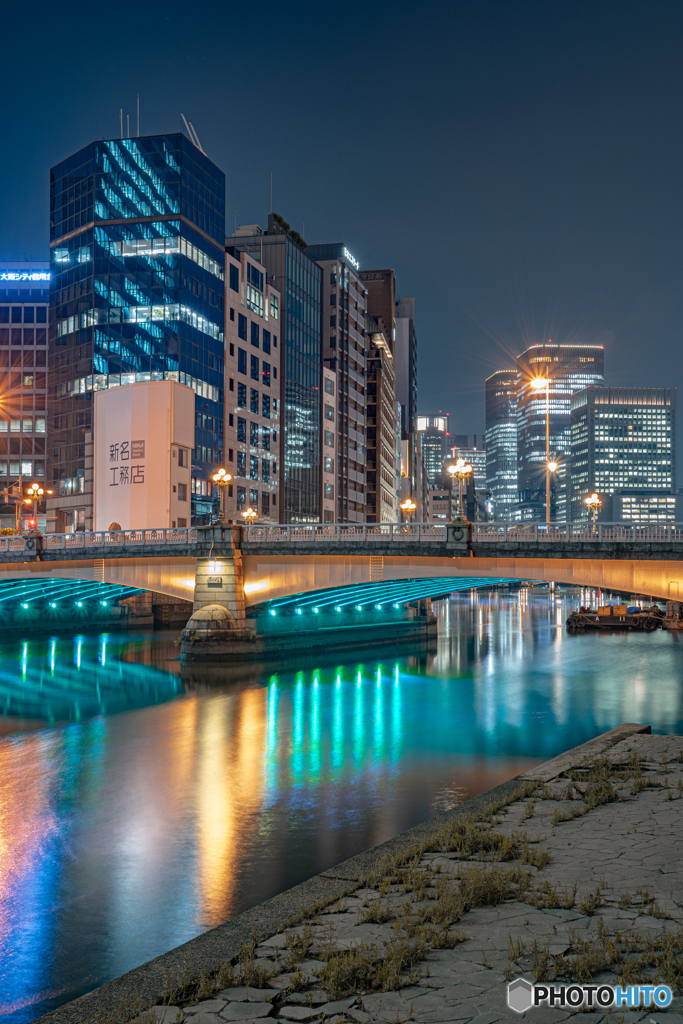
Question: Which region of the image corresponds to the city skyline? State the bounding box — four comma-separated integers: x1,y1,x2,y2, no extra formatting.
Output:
2,2,683,441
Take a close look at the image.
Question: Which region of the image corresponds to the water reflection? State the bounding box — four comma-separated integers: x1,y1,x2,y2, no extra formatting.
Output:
0,591,682,1022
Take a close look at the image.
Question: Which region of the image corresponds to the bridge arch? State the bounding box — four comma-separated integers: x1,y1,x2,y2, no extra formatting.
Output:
241,552,682,605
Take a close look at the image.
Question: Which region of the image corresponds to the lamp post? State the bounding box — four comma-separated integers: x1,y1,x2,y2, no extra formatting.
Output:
447,458,473,521
530,376,555,525
211,467,232,524
24,482,44,531
242,506,258,527
399,497,416,524
585,492,602,532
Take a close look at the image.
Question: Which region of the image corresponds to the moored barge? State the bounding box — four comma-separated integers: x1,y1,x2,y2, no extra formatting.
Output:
566,604,664,631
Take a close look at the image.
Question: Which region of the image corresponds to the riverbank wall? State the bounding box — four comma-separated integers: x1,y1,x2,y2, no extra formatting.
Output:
33,721,668,1024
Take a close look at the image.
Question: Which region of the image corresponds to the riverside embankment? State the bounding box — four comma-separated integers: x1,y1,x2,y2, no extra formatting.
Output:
36,722,683,1024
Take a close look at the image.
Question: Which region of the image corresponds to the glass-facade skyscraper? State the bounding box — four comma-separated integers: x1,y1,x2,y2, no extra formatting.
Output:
416,414,449,486
570,387,676,521
0,262,50,524
515,343,604,521
48,134,226,529
229,215,321,523
485,370,518,521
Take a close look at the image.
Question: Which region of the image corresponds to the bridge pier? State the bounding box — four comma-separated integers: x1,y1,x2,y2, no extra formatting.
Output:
180,527,256,658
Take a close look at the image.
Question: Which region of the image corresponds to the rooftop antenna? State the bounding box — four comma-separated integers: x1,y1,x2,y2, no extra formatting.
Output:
126,114,130,139
270,170,273,212
120,109,123,138
188,120,207,156
137,94,139,136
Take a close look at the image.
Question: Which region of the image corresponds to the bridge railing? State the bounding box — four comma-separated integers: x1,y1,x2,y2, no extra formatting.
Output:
244,523,449,543
471,523,683,543
42,527,198,550
244,522,683,544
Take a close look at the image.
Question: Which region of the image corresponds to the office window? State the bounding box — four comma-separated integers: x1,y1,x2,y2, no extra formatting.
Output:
247,263,264,291
250,388,259,414
262,460,270,483
178,483,187,501
230,308,235,321
251,322,259,348
324,456,334,473
325,483,334,499
35,418,46,433
11,308,21,324
262,491,270,516
262,429,270,452
325,378,335,395
270,295,279,319
238,314,247,340
325,404,334,421
251,354,259,381
262,361,271,387
24,307,35,324
237,382,247,407
36,308,46,323
229,378,234,392
250,487,259,508
262,329,271,354
236,451,246,476
325,430,334,447
262,394,270,419
250,455,259,480
230,264,239,292
237,485,246,510
250,421,259,446
238,348,247,374
237,416,246,442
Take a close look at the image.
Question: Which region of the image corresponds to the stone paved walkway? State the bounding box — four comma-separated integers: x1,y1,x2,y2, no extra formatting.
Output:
134,732,683,1024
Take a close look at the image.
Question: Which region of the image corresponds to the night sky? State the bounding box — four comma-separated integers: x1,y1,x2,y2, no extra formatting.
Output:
2,1,682,438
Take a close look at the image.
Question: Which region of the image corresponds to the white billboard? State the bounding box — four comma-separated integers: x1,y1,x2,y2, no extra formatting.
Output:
94,380,195,531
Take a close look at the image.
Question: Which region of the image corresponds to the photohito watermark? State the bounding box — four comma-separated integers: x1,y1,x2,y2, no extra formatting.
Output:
507,978,673,1013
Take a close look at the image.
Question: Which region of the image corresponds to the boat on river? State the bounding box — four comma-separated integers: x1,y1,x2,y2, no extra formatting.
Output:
566,604,664,631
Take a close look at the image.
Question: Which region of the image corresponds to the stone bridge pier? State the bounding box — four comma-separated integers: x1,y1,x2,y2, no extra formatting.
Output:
180,526,256,656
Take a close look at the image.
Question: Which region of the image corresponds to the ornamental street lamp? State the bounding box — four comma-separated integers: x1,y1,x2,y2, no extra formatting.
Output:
447,458,473,521
399,497,416,523
242,506,258,525
585,492,602,530
26,483,44,530
211,467,232,524
530,376,555,525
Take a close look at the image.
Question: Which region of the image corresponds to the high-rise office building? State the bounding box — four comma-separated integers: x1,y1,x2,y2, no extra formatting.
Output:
307,242,367,522
360,270,398,522
48,134,226,531
223,249,282,523
229,215,322,523
321,366,339,522
570,387,676,521
395,297,417,439
365,314,397,521
0,262,50,523
515,342,604,521
416,414,449,485
485,370,518,521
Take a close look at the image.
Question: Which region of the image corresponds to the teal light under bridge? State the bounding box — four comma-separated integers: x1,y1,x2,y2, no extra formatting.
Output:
250,576,524,615
0,578,144,609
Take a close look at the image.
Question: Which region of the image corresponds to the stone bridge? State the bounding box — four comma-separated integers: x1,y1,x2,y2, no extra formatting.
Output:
1,522,683,622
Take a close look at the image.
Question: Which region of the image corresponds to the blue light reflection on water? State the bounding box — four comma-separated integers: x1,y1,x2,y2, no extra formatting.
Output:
0,592,682,1022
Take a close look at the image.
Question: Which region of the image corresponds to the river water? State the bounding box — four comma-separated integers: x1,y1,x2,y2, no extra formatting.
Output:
1,588,682,1022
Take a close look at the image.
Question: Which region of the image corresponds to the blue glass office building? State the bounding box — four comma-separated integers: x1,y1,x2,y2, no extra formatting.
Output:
48,134,226,526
